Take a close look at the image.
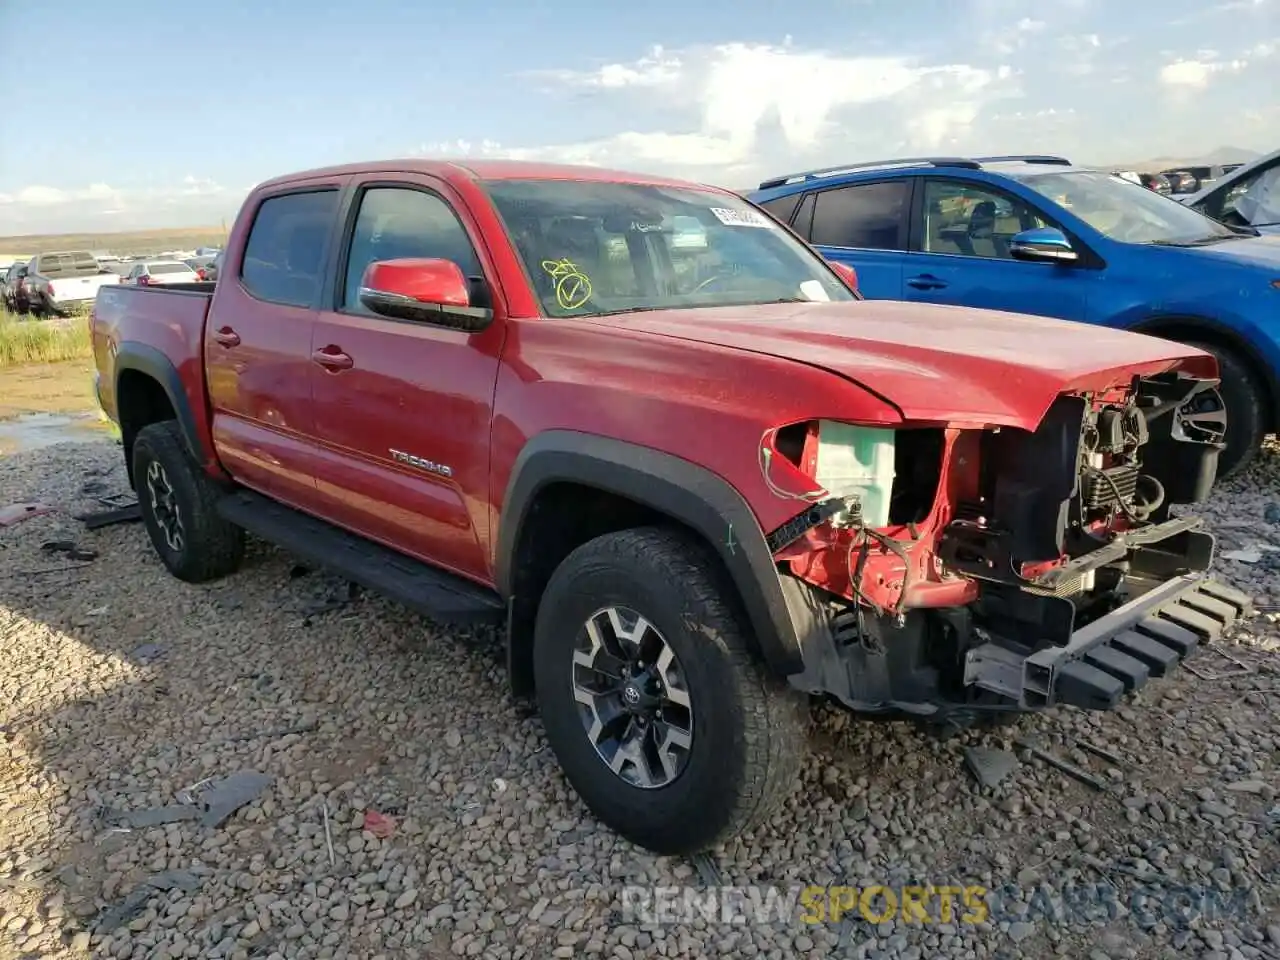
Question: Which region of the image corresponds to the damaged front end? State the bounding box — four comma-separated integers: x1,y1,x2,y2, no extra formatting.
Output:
769,369,1254,719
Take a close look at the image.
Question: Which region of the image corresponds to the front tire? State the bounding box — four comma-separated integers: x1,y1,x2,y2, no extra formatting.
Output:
1186,341,1268,479
131,420,245,583
533,527,809,855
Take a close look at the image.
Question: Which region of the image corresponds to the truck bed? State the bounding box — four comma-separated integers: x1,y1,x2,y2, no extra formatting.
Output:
92,282,218,461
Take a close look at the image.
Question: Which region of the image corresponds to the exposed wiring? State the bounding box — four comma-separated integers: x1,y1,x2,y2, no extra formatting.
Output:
758,426,830,504
1081,464,1143,524
844,523,914,619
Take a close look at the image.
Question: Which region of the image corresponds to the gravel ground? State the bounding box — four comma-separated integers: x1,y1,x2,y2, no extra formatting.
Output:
1,437,1278,960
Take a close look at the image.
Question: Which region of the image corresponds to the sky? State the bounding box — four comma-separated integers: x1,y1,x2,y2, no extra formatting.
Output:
0,0,1276,235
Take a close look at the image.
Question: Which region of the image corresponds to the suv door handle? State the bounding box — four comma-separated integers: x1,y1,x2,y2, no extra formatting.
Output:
907,274,948,290
312,346,353,371
212,327,240,347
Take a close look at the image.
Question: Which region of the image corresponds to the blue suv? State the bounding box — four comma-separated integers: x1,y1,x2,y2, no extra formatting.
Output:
747,155,1280,477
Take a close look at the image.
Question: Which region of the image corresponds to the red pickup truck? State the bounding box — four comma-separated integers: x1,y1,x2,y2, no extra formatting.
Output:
91,158,1251,855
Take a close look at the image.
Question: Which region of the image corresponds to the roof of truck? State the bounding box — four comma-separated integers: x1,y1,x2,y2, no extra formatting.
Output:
253,158,723,193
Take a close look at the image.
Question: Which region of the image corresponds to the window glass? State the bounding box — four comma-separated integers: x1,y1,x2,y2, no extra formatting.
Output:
150,262,193,275
483,178,853,319
921,180,1049,259
1222,164,1280,227
809,181,910,250
241,190,338,307
1014,170,1237,244
757,194,802,225
342,187,482,314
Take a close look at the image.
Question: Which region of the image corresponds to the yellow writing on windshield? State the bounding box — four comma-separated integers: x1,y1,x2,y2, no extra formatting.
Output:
541,258,593,310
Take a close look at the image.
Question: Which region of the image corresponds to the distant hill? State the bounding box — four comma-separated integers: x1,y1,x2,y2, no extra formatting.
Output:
1097,146,1261,173
0,226,228,257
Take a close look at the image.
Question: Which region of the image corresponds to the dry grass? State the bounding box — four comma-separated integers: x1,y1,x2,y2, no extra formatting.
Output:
0,309,93,368
0,359,98,420
0,225,227,258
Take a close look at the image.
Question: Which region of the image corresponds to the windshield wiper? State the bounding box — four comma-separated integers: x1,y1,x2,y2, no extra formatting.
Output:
1147,234,1240,247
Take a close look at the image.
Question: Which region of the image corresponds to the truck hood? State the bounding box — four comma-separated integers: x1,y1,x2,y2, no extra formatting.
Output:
588,300,1215,429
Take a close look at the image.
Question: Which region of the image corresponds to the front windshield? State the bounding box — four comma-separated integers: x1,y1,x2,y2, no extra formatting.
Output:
482,179,854,317
1014,170,1238,245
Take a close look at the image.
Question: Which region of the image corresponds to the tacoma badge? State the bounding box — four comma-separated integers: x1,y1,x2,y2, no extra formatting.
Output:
389,448,453,478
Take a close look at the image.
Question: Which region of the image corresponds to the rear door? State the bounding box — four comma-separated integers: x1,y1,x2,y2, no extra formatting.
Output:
205,181,346,511
791,179,912,299
306,175,505,582
900,176,1092,322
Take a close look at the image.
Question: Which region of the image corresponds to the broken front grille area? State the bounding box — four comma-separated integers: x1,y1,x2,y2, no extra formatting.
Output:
1080,463,1139,511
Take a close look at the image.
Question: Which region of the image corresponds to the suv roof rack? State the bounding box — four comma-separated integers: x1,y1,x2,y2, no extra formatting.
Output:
971,155,1072,166
757,156,982,190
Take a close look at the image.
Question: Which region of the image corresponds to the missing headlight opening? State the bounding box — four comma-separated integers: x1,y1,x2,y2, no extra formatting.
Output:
765,370,1235,721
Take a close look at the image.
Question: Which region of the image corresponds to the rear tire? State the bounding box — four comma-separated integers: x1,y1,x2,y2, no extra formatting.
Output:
131,420,245,583
1186,341,1268,479
533,526,809,855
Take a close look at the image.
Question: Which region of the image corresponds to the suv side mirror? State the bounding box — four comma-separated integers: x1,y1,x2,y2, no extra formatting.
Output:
1009,227,1079,264
828,260,859,291
359,258,493,332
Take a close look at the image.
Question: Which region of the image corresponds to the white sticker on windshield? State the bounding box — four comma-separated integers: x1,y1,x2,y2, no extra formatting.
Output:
709,207,776,229
799,280,830,302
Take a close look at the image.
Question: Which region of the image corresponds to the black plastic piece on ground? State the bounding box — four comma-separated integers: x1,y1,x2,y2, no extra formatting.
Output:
1198,578,1254,617
1110,631,1181,676
1158,602,1224,639
1083,645,1151,692
1056,660,1125,709
217,490,505,625
76,504,142,529
1135,616,1199,656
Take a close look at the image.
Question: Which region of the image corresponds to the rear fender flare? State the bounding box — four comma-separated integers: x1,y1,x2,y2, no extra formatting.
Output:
114,341,207,465
495,430,804,676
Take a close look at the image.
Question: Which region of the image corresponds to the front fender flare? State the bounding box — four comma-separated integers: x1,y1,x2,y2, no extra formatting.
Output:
496,430,804,676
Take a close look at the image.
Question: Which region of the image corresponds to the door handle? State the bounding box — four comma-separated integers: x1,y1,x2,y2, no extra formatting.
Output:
906,275,948,290
311,346,353,371
212,327,240,347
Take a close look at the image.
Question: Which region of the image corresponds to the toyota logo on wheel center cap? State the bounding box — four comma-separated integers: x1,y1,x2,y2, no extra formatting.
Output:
622,684,641,706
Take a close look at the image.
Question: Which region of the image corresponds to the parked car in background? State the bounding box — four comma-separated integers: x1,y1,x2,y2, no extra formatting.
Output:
2,261,30,313
204,250,224,281
21,250,121,316
1185,148,1280,235
184,255,218,279
89,156,1247,855
1165,165,1238,201
747,154,1280,477
123,259,201,286
1138,172,1172,195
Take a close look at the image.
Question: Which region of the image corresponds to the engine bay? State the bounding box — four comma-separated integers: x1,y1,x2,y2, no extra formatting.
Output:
767,369,1232,717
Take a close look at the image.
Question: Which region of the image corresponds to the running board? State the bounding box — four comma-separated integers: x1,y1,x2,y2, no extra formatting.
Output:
217,490,506,626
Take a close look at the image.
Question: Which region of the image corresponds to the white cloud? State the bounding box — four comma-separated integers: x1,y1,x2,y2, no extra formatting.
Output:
0,176,247,234
420,42,1018,184
1159,57,1249,87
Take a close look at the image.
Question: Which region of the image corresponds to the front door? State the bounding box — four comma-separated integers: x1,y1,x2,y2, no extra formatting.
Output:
901,177,1092,322
307,177,504,583
205,185,345,511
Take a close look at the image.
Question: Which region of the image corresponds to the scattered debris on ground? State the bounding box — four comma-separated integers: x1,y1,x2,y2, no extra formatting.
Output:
1,438,1278,959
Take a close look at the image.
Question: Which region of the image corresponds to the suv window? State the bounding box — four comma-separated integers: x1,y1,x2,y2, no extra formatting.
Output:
341,186,482,315
808,181,910,250
921,180,1049,259
241,189,339,307
756,194,802,226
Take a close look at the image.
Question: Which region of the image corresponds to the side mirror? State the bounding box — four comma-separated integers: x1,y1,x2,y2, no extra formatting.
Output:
828,260,859,291
1009,227,1079,264
359,258,493,332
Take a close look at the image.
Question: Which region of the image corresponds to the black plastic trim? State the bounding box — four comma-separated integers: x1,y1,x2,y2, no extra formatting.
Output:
113,341,206,463
496,431,804,675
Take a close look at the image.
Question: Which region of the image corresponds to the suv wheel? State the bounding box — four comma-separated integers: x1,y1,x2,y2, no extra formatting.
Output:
1186,341,1267,479
132,420,246,583
533,527,808,855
